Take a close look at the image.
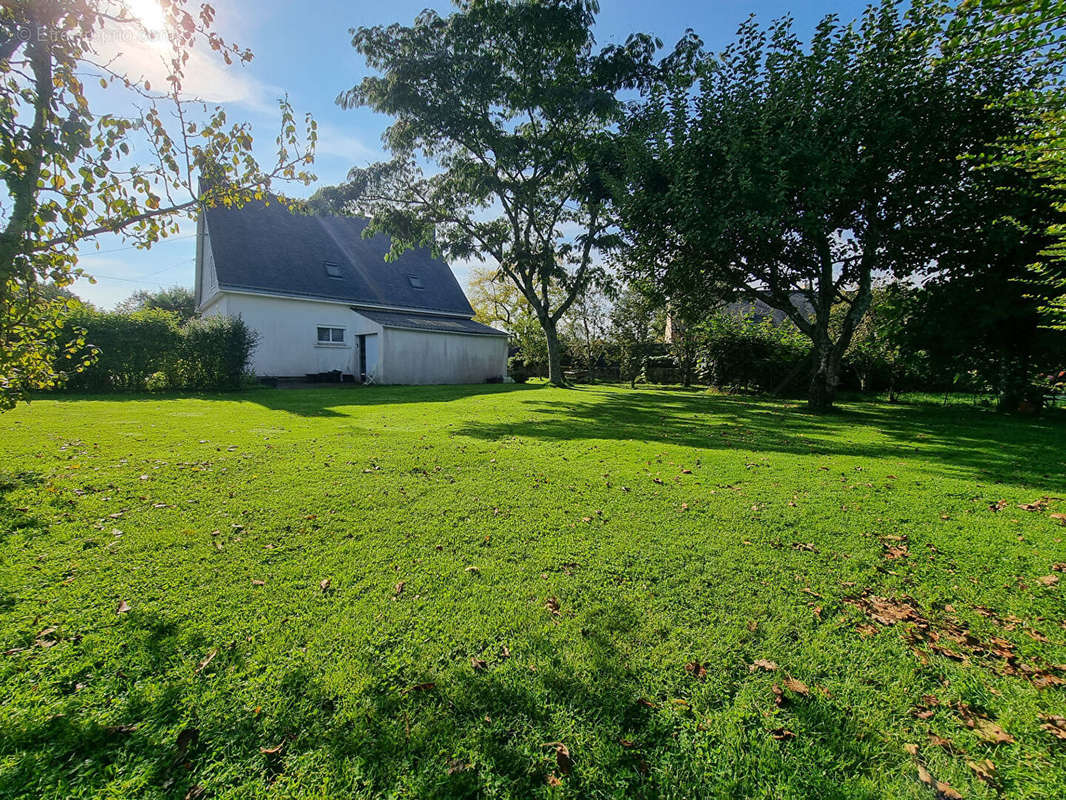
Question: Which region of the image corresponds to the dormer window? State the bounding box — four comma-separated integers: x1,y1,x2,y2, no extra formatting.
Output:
407,275,424,289
324,261,343,279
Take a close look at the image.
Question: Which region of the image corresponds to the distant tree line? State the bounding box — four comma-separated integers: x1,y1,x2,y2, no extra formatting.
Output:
469,270,1065,409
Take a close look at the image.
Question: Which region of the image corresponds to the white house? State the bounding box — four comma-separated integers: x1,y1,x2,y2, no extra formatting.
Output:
194,200,509,383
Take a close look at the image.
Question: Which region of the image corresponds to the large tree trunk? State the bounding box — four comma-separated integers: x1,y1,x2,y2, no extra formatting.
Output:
542,316,567,387
808,338,842,413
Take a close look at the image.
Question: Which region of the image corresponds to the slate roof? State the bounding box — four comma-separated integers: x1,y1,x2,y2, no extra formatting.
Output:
355,309,506,337
204,201,475,317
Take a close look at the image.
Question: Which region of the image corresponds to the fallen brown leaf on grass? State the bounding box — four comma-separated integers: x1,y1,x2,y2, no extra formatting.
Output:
1039,713,1066,740
252,579,265,586
116,600,130,614
259,743,284,755
916,764,962,799
684,661,707,680
1036,574,1059,587
968,758,996,784
545,597,561,616
404,682,436,693
319,578,330,592
750,659,779,672
769,727,795,740
956,703,1014,744
782,677,810,696
1049,513,1066,526
792,542,818,552
394,580,405,596
883,545,909,560
844,593,921,626
544,742,573,775
771,684,784,706
1018,500,1048,512
471,656,487,671
903,743,919,755
195,648,218,674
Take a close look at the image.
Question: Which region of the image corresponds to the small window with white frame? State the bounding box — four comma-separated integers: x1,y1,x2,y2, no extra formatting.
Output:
316,326,345,344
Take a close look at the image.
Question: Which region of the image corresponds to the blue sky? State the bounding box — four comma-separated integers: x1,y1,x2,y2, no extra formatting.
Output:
75,0,872,308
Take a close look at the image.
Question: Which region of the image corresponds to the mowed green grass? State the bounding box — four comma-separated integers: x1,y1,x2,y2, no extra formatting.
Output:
1,384,1065,800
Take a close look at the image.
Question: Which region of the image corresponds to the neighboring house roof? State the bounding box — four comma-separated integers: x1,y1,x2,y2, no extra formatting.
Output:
724,292,815,325
356,309,507,337
203,200,475,316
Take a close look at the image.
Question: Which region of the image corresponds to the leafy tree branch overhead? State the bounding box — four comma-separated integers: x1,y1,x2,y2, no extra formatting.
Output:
323,0,666,386
0,0,317,409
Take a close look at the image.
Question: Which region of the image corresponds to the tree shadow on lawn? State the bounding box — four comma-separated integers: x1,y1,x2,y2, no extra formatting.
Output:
295,610,887,799
0,471,46,549
37,383,540,418
453,387,1066,492
0,600,889,799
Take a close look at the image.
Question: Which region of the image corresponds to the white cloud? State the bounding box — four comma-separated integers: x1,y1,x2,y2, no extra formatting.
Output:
313,122,383,164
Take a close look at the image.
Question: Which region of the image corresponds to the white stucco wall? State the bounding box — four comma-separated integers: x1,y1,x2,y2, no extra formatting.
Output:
203,292,507,383
205,293,380,377
379,327,508,385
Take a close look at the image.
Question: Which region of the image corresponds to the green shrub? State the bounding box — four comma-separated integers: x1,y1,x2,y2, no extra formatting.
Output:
178,315,259,390
58,310,257,392
698,312,809,393
62,309,181,391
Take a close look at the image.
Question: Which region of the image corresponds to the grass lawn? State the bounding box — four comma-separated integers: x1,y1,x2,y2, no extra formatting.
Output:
1,384,1065,799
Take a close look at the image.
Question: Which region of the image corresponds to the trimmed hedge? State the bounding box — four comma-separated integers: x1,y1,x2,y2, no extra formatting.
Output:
60,310,258,392
697,313,810,393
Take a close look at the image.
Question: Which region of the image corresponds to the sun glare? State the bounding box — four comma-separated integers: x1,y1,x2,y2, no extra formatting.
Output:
123,0,167,32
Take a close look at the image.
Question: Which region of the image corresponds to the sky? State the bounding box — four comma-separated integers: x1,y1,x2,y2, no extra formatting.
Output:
73,0,873,308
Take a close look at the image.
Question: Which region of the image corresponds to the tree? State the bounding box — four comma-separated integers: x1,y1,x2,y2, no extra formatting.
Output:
920,159,1064,409
327,0,659,386
610,285,656,388
613,0,1041,411
559,284,610,379
841,284,920,400
116,285,197,322
1,1,317,408
466,265,533,332
951,1,1066,329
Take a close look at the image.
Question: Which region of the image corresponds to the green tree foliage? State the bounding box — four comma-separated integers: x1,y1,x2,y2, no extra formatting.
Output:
328,0,660,386
0,1,316,408
951,1,1066,328
116,285,197,322
839,284,923,400
912,166,1064,409
609,285,657,388
559,284,611,379
613,0,1042,411
698,311,809,394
